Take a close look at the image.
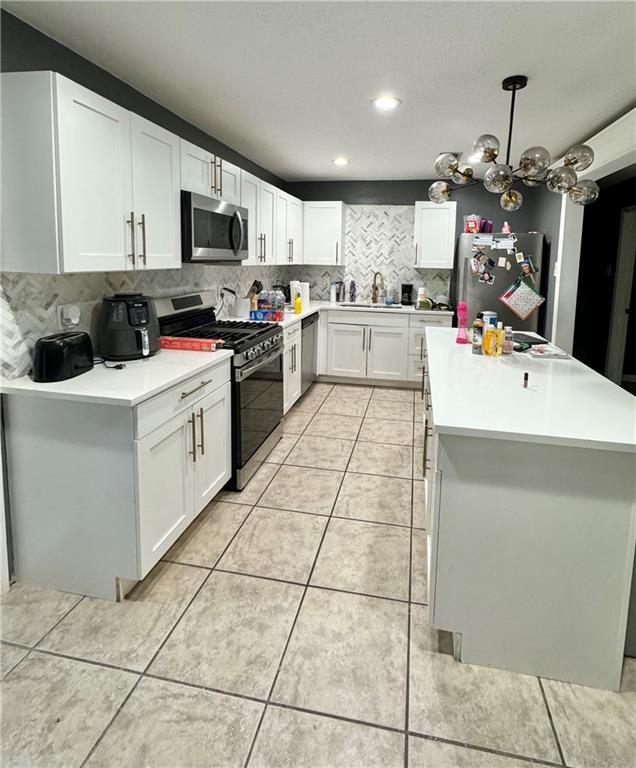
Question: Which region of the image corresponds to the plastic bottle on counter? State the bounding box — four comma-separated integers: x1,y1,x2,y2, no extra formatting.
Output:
257,289,269,309
503,326,514,355
483,324,497,356
495,322,504,356
456,302,469,344
472,313,484,355
294,293,302,314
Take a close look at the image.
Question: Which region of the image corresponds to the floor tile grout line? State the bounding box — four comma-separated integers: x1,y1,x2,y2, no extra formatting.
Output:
242,388,372,768
405,438,414,768
267,700,405,736
408,731,565,768
538,677,567,766
33,594,86,649
0,647,34,680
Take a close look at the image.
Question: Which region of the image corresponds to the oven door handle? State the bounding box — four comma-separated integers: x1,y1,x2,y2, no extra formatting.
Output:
234,345,282,382
231,210,245,255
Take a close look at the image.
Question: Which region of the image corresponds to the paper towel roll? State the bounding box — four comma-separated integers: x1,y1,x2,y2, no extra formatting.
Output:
299,282,310,307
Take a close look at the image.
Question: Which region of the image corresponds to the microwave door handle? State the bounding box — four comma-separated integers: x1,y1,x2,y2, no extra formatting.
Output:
232,210,245,255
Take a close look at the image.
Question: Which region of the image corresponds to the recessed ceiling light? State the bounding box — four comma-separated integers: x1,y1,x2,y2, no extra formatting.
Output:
333,157,350,166
371,95,402,112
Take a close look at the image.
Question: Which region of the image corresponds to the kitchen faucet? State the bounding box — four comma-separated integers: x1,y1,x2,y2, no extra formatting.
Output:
371,272,385,304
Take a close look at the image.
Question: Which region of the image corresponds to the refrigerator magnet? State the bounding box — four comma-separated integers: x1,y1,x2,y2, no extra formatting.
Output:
497,256,507,268
515,251,525,263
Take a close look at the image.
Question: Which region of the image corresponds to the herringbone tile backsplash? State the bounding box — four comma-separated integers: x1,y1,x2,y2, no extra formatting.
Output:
1,205,450,378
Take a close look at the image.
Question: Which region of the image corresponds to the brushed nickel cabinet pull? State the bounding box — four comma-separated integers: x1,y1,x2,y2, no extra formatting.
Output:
415,242,418,265
197,406,205,455
362,327,366,350
218,158,223,198
180,379,212,400
188,414,197,462
127,211,136,267
262,233,267,262
368,327,372,351
211,159,216,196
420,337,424,360
138,213,147,265
335,241,339,264
288,238,293,263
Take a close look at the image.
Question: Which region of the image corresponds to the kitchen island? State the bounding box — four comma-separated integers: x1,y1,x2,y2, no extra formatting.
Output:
424,327,636,690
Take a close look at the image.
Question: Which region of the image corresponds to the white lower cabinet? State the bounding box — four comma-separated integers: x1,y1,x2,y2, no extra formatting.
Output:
4,360,232,600
327,323,367,378
283,325,302,412
407,314,453,382
366,325,409,380
326,313,408,380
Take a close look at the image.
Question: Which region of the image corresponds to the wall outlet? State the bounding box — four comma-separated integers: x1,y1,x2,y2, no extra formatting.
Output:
57,304,81,330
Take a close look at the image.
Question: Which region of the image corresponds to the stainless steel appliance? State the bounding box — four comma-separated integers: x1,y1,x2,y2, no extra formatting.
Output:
456,232,546,332
98,293,160,361
31,331,94,382
154,292,283,489
401,284,414,305
301,312,319,394
181,191,248,264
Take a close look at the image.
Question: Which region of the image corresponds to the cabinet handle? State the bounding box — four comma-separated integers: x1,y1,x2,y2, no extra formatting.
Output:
138,213,147,265
420,337,424,360
415,242,418,266
188,413,197,463
288,238,293,263
218,158,223,198
180,379,212,400
211,160,216,196
197,406,205,455
335,242,339,264
421,364,426,400
263,233,266,262
362,327,366,350
127,211,136,267
368,327,372,351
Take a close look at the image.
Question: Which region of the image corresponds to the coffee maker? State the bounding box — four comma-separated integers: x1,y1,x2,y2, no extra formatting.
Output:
400,284,414,306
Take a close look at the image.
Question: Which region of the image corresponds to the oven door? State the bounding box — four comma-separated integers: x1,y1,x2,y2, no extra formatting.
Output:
232,346,284,488
181,191,248,263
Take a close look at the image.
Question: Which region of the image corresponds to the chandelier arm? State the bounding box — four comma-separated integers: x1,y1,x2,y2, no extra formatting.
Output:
505,85,517,167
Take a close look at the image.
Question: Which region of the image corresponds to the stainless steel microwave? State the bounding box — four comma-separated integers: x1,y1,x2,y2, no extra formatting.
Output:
181,191,248,264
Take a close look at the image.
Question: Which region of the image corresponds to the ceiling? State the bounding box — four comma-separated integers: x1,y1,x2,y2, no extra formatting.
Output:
5,1,636,181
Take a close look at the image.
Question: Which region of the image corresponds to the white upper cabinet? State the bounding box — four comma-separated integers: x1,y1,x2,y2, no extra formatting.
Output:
1,71,181,274
131,115,180,269
180,139,213,196
413,201,457,269
303,201,344,265
219,159,242,205
240,170,260,265
276,190,303,265
258,181,277,264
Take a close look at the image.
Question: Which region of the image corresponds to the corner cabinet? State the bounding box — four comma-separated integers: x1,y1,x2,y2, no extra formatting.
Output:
4,359,232,600
303,201,344,265
1,71,181,274
413,201,457,269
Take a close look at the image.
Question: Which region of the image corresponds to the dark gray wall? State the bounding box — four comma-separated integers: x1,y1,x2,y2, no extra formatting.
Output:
0,10,285,188
286,179,540,236
532,191,562,339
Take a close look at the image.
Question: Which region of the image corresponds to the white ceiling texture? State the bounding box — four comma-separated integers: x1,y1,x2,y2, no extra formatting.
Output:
5,1,636,180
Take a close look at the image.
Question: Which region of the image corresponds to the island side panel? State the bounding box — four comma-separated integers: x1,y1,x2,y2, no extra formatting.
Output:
431,433,636,690
4,395,137,600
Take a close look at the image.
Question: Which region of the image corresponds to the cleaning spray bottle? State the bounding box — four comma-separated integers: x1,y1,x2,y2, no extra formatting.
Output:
456,302,468,344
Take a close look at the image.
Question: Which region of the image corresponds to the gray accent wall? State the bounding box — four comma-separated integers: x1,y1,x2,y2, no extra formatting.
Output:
0,10,285,188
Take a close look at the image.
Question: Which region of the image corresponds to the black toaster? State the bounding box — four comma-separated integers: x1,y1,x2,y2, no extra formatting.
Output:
31,331,94,382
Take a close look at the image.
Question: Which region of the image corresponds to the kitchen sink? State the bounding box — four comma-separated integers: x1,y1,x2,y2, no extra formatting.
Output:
338,302,403,309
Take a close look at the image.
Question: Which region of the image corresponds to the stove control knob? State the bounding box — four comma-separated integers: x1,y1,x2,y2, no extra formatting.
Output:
275,334,283,345
246,348,256,361
264,340,272,350
254,344,263,357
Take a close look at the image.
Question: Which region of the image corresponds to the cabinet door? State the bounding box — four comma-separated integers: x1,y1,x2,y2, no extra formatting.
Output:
303,201,344,265
414,201,457,269
135,411,194,577
259,181,277,264
219,159,242,205
240,170,260,265
283,346,294,414
289,340,302,406
55,76,132,272
193,382,232,513
131,114,180,269
327,323,367,378
180,139,213,196
288,196,303,264
367,325,409,380
275,191,290,264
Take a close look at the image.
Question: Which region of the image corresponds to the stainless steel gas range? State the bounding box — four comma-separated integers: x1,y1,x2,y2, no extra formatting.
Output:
154,292,283,489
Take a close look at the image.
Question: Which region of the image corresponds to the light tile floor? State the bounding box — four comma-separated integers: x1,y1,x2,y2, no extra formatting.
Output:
1,380,635,767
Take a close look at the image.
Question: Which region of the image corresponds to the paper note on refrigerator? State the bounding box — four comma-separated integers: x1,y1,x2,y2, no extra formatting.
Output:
473,234,493,247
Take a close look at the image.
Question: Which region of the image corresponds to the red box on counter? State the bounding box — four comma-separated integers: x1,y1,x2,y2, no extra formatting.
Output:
160,336,223,352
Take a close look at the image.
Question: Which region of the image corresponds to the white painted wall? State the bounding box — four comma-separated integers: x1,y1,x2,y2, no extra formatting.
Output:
552,109,636,352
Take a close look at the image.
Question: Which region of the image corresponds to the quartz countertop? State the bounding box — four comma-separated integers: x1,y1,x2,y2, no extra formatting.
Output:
1,349,234,407
425,327,636,452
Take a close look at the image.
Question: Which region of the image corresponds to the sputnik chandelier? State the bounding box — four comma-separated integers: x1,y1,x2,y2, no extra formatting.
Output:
428,75,600,211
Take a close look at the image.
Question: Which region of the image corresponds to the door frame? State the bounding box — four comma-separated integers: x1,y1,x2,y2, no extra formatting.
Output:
606,204,636,383
551,108,636,353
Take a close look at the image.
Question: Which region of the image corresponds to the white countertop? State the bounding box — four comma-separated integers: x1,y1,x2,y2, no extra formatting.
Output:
426,327,636,452
229,301,454,329
0,348,234,407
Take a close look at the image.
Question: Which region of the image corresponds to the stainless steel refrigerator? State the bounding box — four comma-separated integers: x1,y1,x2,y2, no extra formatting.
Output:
456,232,546,332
